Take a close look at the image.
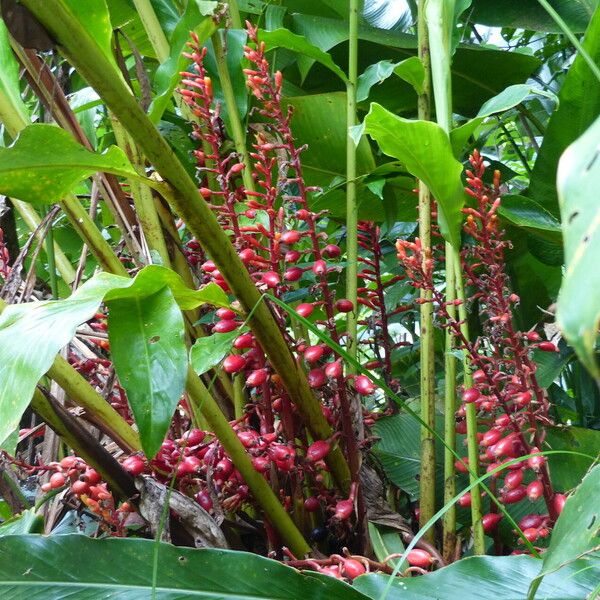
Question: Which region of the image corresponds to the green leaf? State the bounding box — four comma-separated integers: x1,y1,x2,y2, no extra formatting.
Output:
0,124,139,205
367,522,404,569
0,19,29,133
534,464,600,585
363,103,466,246
108,286,187,457
0,510,43,536
393,57,426,95
356,57,425,102
556,114,600,376
531,347,572,388
0,534,369,599
498,195,562,233
0,266,228,449
149,2,216,123
470,0,598,32
354,554,600,600
530,6,600,215
258,28,348,82
190,330,243,376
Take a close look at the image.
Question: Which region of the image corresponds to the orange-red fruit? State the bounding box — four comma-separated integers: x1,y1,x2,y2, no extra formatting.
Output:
343,559,366,579
304,345,324,364
553,493,567,515
308,368,326,388
295,303,314,318
335,299,354,313
463,387,480,403
334,499,353,520
306,440,331,462
246,369,268,387
71,480,90,496
503,469,524,490
481,512,503,533
223,354,246,374
522,527,539,543
455,457,469,474
406,549,433,569
234,333,254,349
49,472,66,489
122,455,145,476
527,480,544,501
281,230,301,244
538,341,558,352
213,319,238,333
355,375,376,395
323,244,341,259
215,308,236,320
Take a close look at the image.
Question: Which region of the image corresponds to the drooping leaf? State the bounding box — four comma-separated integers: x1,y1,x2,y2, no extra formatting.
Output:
555,114,600,376
149,1,216,123
108,286,187,457
0,534,369,599
0,18,29,133
356,57,424,102
191,330,245,376
0,124,139,205
363,103,466,246
530,6,600,214
393,57,426,95
354,554,600,600
533,464,600,588
259,27,348,82
0,266,228,450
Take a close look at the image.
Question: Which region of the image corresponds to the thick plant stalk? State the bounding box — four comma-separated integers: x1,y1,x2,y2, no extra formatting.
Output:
186,367,310,557
23,0,351,493
132,0,170,62
345,0,359,363
416,0,436,541
426,0,484,554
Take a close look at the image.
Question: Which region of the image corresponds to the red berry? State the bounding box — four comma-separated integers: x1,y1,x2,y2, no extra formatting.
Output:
281,230,301,244
196,489,213,511
238,248,256,263
71,480,89,495
406,549,433,569
237,430,258,448
304,345,324,363
122,455,145,476
201,260,216,272
455,457,469,474
482,512,503,533
522,528,539,543
492,435,518,457
216,308,236,320
312,260,327,276
335,299,354,313
216,458,234,479
181,429,205,447
519,514,543,530
538,341,558,352
308,368,326,388
458,492,472,507
177,455,201,477
323,244,341,258
84,468,101,485
463,387,480,403
527,449,546,470
513,391,532,408
473,369,487,384
262,271,280,288
304,496,320,512
284,250,301,263
213,319,239,333
334,499,353,520
307,440,331,462
343,558,366,579
246,369,268,387
252,456,270,472
49,472,66,489
482,428,503,447
223,354,246,374
60,456,80,469
234,333,254,349
495,414,511,428
553,493,567,515
503,469,524,490
296,209,310,221
502,486,527,504
527,480,544,501
355,375,376,395
325,360,343,378
296,303,314,318
284,267,303,281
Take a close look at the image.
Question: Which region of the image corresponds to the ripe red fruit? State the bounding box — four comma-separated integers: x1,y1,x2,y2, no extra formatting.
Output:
201,260,216,272
492,435,518,457
223,354,246,374
122,455,145,476
481,428,503,447
237,430,258,448
473,369,487,384
177,456,201,477
503,469,524,490
406,549,433,569
84,468,101,485
252,456,270,472
553,493,567,515
463,387,480,403
284,267,303,281
323,244,341,258
304,345,324,364
455,457,469,473
481,512,503,533
355,375,376,395
519,514,544,530
513,391,532,408
60,456,79,469
307,440,331,462
458,492,472,507
308,368,326,388
216,308,236,320
284,250,301,263
495,414,511,428
213,319,239,333
262,271,281,288
325,360,343,378
527,449,546,470
502,486,527,504
182,429,205,447
49,472,66,489
522,528,539,543
295,303,314,318
312,260,327,276
304,496,320,512
334,499,354,520
335,299,354,313
71,480,90,496
538,341,558,352
343,559,366,579
196,490,213,511
281,230,301,244
216,458,234,479
238,248,256,263
234,333,254,349
246,369,268,387
526,480,543,501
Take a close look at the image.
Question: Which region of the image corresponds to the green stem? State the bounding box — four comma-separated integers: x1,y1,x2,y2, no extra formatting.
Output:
416,0,436,542
227,0,243,29
132,0,170,63
24,0,351,491
211,30,255,193
442,243,457,561
453,252,485,554
44,207,59,298
345,0,359,364
186,367,310,557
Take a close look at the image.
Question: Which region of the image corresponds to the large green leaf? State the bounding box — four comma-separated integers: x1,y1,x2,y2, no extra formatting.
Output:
0,534,368,599
191,330,244,377
362,103,466,246
0,18,29,132
498,195,562,237
533,464,600,589
356,57,425,102
0,510,43,537
0,266,228,451
530,6,600,215
470,0,598,32
108,286,187,457
555,115,600,376
0,124,140,205
354,555,600,600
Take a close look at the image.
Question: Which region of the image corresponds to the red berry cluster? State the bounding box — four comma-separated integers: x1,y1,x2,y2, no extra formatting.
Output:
397,152,563,546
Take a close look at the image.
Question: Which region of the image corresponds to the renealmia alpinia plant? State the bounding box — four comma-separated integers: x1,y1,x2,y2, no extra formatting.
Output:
0,0,599,597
